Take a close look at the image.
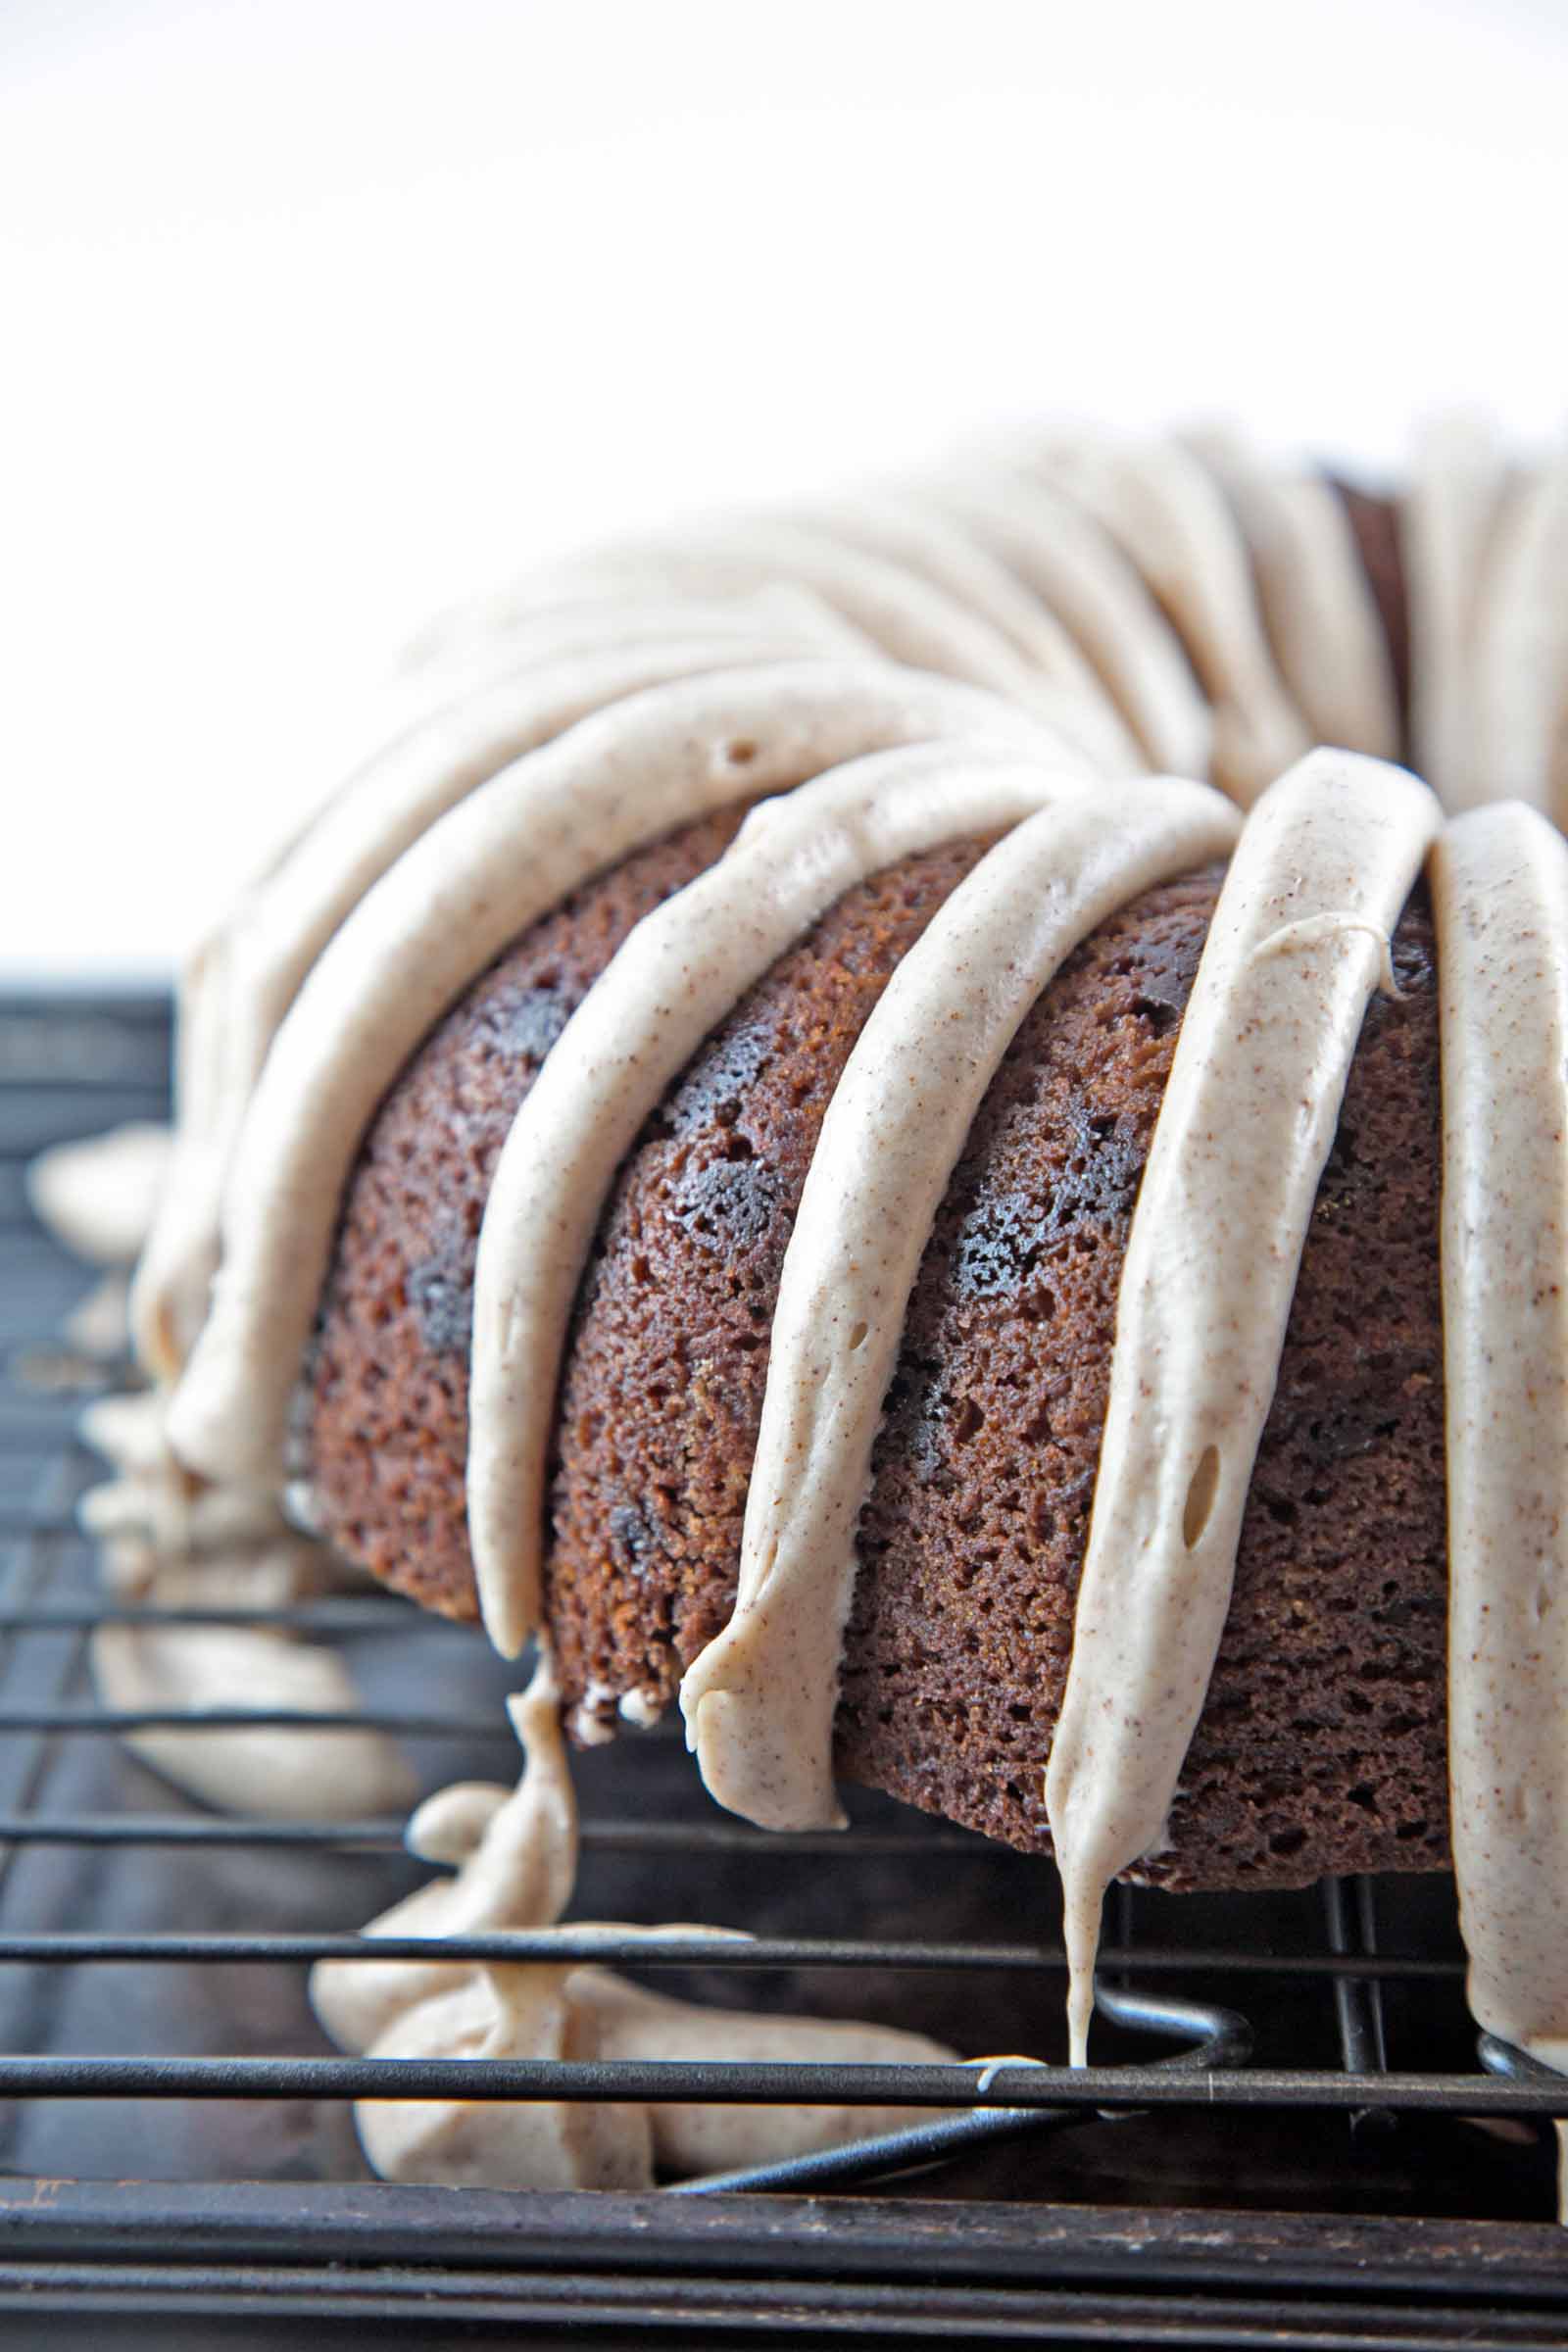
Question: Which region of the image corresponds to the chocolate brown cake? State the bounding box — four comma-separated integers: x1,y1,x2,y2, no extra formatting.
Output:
306,830,1447,1894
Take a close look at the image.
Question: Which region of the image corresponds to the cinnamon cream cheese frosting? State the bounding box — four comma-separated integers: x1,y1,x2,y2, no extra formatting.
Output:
312,1652,953,2189
680,775,1240,1833
1045,751,1441,2060
167,662,1073,1488
466,740,1100,1659
1432,803,1568,2192
76,415,1568,2180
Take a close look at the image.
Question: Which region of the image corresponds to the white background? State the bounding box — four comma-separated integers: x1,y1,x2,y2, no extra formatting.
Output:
3,0,1566,978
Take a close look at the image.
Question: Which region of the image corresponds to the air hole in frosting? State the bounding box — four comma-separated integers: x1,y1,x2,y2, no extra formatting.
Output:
1182,1444,1222,1549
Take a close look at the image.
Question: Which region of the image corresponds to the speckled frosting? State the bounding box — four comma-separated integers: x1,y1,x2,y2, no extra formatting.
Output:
118,421,1568,2122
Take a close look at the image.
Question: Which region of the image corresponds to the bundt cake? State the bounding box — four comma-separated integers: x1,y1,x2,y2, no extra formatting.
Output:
117,420,1568,2094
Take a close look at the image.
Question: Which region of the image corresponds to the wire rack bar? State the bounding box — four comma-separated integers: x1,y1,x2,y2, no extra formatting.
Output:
2,986,1561,2296
0,1928,1470,1976
673,1979,1251,2195
1324,1872,1395,2138
12,2267,1568,2348
0,1813,992,1855
0,1599,455,1631
5,2178,1566,2296
0,1705,516,1735
0,2054,1563,2119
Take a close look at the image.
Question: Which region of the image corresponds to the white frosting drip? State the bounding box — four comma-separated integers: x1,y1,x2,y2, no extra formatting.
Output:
1023,433,1312,803
568,1681,621,1746
466,736,1088,1658
62,1274,132,1362
355,1959,656,2191
1432,804,1568,2202
132,924,232,1376
26,1121,171,1269
79,1389,283,1563
135,619,857,1387
1470,456,1568,824
20,1113,375,1828
312,1657,577,2053
922,468,1214,778
1402,414,1513,813
74,1387,404,1817
92,1618,415,1820
1045,750,1441,2064
167,660,1051,1488
134,630,875,1380
314,1651,952,2189
1184,425,1400,761
680,778,1241,1831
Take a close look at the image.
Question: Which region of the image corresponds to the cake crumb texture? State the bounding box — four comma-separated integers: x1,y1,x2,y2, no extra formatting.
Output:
310,831,1446,1891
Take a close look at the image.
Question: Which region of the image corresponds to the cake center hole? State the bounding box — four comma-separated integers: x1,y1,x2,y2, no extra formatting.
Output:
1182,1445,1221,1549
848,1320,868,1351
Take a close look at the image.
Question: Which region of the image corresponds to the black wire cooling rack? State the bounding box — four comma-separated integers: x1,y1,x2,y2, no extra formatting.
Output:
3,988,1568,2346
